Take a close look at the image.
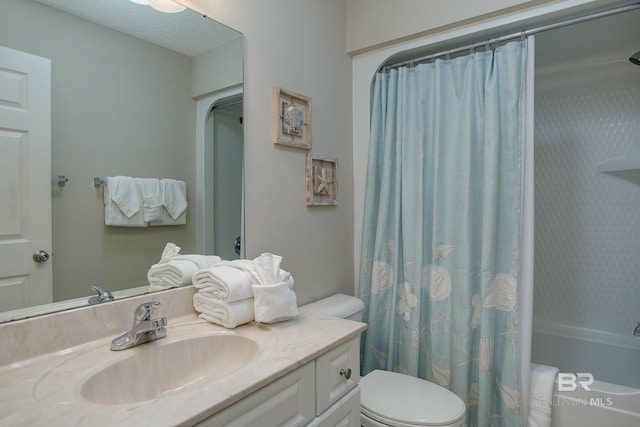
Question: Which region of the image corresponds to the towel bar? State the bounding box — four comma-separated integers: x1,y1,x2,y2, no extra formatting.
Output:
94,177,106,187
52,175,69,187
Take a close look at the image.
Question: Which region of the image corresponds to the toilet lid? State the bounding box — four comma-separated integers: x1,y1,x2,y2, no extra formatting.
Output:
360,370,466,426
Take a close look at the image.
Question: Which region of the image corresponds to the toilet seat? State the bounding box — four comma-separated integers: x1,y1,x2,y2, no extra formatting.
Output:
360,370,466,427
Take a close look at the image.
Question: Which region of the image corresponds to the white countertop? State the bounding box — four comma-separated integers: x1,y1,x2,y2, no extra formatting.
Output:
0,288,365,426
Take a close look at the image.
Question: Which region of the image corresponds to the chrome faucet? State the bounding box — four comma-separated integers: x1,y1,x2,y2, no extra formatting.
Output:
634,322,640,337
88,284,114,305
110,302,167,351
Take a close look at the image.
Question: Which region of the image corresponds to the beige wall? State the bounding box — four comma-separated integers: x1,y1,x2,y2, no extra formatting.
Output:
346,0,552,53
0,0,197,300
345,0,633,54
191,37,243,98
183,0,354,305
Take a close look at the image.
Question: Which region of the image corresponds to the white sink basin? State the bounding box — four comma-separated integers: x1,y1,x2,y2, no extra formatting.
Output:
80,334,258,404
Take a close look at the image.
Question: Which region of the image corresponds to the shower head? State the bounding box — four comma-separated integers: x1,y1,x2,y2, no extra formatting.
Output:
630,51,640,66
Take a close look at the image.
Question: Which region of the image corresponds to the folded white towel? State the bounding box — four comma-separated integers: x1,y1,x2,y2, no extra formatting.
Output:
528,363,560,427
161,179,188,220
192,260,258,302
193,293,254,328
147,260,202,291
136,178,163,222
149,256,222,287
103,176,146,227
252,280,298,324
156,243,221,269
148,243,222,290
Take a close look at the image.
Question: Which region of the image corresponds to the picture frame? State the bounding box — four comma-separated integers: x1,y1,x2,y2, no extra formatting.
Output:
273,86,312,149
305,154,337,206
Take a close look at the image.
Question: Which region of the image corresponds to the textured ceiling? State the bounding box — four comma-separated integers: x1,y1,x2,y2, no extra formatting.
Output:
34,0,242,57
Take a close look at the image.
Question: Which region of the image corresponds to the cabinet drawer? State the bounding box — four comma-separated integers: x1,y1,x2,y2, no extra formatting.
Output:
315,337,360,415
197,362,315,427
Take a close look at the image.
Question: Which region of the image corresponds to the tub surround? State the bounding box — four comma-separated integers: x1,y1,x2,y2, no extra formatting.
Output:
0,286,366,426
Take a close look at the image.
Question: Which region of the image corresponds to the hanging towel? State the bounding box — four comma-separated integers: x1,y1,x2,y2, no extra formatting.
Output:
149,180,188,226
193,294,255,328
192,260,258,302
103,176,146,227
108,176,140,217
528,363,560,427
161,179,188,220
136,178,163,222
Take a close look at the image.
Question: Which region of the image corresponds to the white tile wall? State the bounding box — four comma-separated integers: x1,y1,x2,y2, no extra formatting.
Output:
533,55,640,336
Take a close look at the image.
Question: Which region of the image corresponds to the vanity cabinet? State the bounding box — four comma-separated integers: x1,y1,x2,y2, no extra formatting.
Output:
197,337,361,427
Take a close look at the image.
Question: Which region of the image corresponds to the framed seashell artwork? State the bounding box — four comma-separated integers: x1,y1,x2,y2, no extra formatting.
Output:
273,86,312,149
305,154,337,206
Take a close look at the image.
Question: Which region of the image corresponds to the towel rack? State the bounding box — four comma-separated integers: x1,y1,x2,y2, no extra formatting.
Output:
52,175,69,187
93,177,107,187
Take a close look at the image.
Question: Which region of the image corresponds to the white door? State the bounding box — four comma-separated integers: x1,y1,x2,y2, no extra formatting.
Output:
0,45,52,311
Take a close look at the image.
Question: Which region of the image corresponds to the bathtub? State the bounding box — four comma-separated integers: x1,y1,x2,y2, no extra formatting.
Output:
532,322,640,427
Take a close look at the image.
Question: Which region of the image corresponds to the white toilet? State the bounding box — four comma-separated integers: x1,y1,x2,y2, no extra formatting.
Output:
300,294,466,427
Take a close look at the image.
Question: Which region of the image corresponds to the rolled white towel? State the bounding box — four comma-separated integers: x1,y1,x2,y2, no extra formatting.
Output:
193,293,254,328
528,363,560,427
252,279,298,324
192,260,257,302
148,260,200,291
148,254,222,290
171,254,221,270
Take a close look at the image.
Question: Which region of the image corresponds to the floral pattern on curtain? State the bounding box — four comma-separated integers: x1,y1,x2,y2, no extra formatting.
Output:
359,40,528,427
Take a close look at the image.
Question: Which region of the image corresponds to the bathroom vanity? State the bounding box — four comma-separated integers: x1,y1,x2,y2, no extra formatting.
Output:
0,286,365,426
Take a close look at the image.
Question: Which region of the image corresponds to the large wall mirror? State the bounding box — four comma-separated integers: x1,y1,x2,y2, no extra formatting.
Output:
0,0,244,322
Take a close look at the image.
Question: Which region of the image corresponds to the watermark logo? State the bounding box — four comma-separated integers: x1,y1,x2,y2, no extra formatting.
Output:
539,372,614,408
557,372,594,392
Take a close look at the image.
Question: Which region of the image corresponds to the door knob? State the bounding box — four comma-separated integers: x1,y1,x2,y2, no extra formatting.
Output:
234,236,241,256
33,250,50,263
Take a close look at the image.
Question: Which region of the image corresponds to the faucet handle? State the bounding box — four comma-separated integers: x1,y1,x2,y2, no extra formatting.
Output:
134,301,161,324
88,284,114,305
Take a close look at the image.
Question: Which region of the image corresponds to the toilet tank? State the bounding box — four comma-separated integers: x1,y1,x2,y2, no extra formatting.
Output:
299,294,364,321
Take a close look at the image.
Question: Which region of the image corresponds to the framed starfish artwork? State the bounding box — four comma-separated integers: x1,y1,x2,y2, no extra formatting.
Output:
273,86,312,149
306,154,337,206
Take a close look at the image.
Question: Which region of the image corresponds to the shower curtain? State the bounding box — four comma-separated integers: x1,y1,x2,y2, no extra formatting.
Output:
359,40,529,426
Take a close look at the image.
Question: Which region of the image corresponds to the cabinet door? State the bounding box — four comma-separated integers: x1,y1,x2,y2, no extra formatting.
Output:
315,337,360,415
310,387,360,427
197,362,315,427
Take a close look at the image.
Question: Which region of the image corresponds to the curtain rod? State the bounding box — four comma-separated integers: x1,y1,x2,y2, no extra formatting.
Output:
383,2,640,71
